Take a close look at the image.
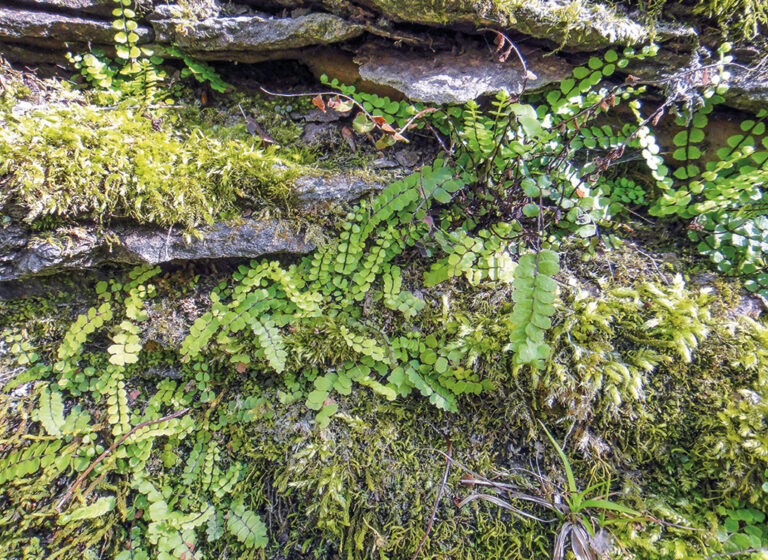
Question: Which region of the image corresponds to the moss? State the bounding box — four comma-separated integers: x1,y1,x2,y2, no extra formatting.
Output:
626,0,767,41
358,0,650,48
2,246,766,558
0,101,308,230
0,64,382,233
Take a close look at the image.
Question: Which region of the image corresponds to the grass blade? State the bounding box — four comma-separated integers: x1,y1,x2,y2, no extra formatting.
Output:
538,420,578,495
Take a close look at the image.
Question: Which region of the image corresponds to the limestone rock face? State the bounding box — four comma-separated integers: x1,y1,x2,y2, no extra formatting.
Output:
151,12,364,53
10,0,115,15
354,0,691,50
0,219,312,282
0,174,384,282
0,6,151,45
355,45,572,104
293,174,384,207
0,220,313,283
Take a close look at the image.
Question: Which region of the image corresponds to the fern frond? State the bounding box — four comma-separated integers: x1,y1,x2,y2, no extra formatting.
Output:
227,503,267,548
38,384,65,437
57,302,113,361
507,250,560,368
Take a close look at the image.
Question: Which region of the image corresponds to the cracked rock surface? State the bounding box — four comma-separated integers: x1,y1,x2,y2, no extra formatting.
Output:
0,174,384,283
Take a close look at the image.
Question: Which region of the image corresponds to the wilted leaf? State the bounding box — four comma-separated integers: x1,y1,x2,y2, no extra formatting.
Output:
311,94,326,113
327,96,353,112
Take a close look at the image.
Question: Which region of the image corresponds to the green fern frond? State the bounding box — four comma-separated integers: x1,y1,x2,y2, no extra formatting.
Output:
507,250,560,368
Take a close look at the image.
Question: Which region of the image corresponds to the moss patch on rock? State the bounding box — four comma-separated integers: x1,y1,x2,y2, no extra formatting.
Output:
0,243,766,558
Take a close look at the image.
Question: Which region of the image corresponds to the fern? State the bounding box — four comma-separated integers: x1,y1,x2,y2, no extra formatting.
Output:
226,503,267,548
182,442,205,486
0,439,74,484
37,385,65,438
56,302,113,361
212,463,242,499
105,371,131,437
247,315,287,373
58,496,116,525
404,362,458,412
125,414,194,445
382,265,425,319
200,441,220,493
507,250,560,368
647,81,768,297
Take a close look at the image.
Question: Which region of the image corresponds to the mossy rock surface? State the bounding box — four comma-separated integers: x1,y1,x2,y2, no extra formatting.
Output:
356,0,667,49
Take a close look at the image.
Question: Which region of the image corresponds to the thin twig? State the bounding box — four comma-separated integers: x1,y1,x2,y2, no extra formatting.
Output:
426,122,452,156
478,28,531,92
259,86,387,136
259,86,435,143
410,436,452,560
56,407,191,511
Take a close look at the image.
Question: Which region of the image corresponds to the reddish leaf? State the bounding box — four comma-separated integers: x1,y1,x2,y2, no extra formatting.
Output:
421,215,435,229
380,122,396,134
312,94,326,113
372,115,388,126
323,396,337,407
235,362,248,373
574,187,588,198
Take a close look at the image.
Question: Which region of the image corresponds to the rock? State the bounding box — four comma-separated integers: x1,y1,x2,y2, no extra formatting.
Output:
0,219,313,282
118,219,314,264
299,47,407,100
0,7,151,46
10,0,115,16
371,157,399,168
301,122,335,144
733,294,767,319
496,0,693,50
393,149,420,168
628,48,768,114
717,63,768,114
354,0,687,49
355,44,571,104
0,40,80,65
293,174,385,207
0,173,384,282
303,108,346,123
151,12,363,53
